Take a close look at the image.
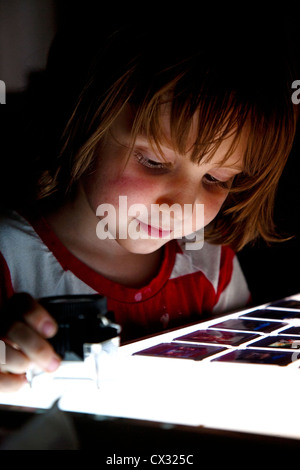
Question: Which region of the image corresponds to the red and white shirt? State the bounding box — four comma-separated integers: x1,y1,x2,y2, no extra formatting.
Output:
0,210,250,342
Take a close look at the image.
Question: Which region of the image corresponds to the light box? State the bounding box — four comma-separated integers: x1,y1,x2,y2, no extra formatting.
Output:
2,294,300,441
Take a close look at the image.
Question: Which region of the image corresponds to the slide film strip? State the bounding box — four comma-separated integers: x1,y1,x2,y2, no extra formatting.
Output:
133,299,300,366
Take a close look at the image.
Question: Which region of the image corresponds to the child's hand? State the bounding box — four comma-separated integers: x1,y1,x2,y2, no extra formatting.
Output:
0,293,61,392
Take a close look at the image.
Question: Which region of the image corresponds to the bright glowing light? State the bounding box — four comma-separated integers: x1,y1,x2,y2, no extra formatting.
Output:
1,295,300,440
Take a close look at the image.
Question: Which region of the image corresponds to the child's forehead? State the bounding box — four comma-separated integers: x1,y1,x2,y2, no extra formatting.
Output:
115,104,196,149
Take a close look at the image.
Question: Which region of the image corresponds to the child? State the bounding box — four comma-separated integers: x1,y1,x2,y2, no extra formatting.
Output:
0,19,297,391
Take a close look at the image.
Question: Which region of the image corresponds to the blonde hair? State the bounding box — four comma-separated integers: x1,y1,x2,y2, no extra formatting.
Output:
36,21,299,251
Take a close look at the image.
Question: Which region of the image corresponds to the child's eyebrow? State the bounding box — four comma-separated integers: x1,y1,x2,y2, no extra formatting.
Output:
134,137,175,159
134,133,175,150
217,166,244,173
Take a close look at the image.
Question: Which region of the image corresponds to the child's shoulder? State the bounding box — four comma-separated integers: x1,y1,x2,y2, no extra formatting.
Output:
0,209,36,236
0,209,40,253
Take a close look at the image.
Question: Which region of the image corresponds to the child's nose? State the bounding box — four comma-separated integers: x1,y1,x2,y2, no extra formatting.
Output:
155,178,200,211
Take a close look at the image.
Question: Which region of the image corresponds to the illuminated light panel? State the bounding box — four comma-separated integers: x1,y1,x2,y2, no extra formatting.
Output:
1,294,300,439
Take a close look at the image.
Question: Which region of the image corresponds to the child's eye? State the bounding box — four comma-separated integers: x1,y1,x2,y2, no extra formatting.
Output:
135,152,167,170
203,174,232,190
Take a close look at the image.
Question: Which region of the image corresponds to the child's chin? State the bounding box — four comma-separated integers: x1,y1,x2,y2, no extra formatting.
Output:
116,237,170,254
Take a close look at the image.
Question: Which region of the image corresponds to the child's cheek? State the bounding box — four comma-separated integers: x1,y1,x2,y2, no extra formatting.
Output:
203,192,229,225
92,174,158,210
114,174,157,199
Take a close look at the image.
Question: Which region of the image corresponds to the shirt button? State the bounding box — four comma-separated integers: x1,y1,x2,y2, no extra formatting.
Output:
134,292,142,302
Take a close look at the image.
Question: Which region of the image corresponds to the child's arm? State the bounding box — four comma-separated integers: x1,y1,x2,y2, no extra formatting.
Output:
0,293,61,392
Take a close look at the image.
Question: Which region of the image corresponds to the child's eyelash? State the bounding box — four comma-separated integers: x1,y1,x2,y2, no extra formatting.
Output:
135,152,167,169
203,174,233,189
135,152,234,189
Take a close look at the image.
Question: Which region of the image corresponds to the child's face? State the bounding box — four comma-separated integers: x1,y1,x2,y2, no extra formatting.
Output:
81,106,244,254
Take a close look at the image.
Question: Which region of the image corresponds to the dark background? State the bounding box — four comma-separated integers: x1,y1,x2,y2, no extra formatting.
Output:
0,2,300,306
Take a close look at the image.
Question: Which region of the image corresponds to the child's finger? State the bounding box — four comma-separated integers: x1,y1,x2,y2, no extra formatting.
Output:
6,321,61,373
0,342,31,374
2,293,58,338
22,297,58,339
0,372,27,392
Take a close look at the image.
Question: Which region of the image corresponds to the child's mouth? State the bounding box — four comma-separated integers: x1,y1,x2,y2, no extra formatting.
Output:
137,219,173,238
